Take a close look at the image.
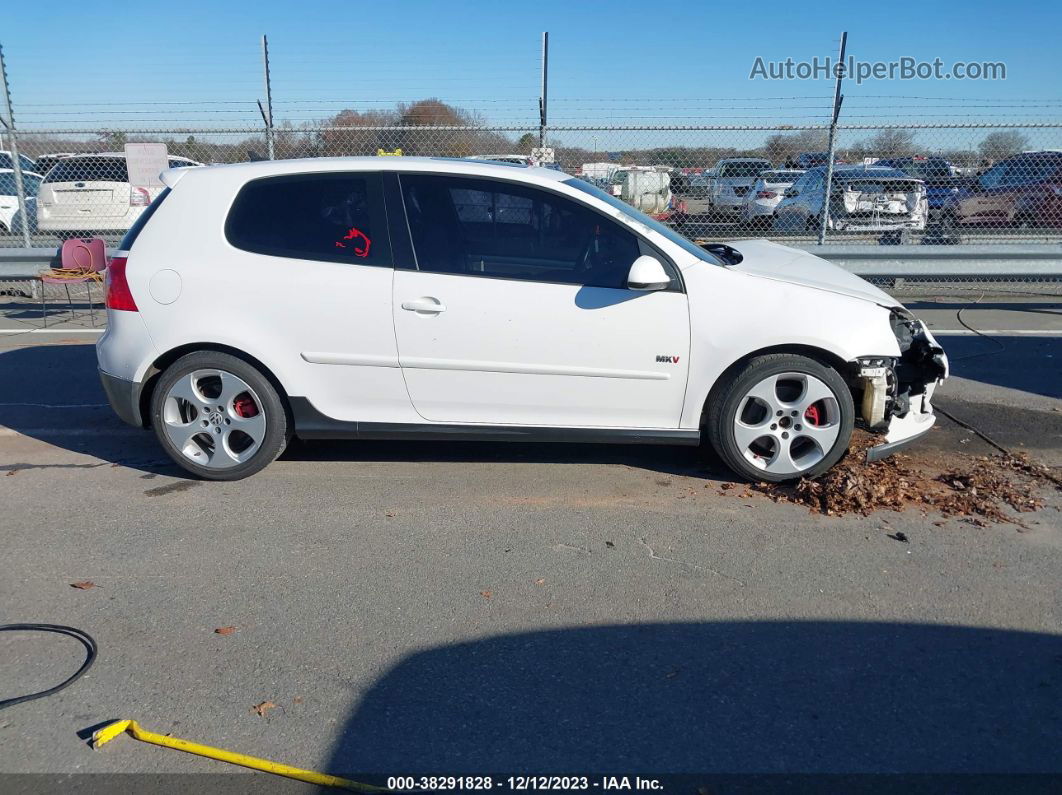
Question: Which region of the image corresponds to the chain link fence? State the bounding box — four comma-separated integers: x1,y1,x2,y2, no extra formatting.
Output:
3,122,1062,251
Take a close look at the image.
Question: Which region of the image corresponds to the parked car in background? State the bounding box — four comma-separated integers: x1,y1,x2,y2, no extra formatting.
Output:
773,165,927,235
786,152,843,169
0,150,37,174
0,169,43,235
741,169,805,227
610,168,672,217
873,156,961,217
709,158,773,216
942,150,1062,230
468,155,532,166
671,173,713,229
96,157,946,482
36,153,200,236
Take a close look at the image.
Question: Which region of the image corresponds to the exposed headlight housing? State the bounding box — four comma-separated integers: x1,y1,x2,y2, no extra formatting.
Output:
889,308,917,353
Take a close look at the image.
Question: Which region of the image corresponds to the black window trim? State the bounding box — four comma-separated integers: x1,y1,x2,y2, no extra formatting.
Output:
391,170,685,294
223,170,395,268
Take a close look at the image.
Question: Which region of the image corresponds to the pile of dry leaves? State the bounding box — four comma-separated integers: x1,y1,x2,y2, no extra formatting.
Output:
749,433,1060,526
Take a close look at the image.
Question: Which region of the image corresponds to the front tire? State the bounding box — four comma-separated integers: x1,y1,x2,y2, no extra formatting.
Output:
707,354,855,482
150,351,289,480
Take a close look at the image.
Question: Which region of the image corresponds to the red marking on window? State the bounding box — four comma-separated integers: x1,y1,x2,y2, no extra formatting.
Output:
337,227,371,258
672,356,680,364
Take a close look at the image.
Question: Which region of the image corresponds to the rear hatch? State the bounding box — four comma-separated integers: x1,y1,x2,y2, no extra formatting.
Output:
40,156,130,219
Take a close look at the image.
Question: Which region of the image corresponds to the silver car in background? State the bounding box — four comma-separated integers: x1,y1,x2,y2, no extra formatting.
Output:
709,158,772,216
741,169,805,227
772,165,927,235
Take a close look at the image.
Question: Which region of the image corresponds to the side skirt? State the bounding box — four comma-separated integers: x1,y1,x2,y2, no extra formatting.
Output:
289,397,701,446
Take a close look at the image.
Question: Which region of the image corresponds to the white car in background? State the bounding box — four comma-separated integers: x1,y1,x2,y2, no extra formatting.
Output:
96,157,947,483
0,150,37,174
710,158,773,216
0,169,43,235
36,153,200,236
741,169,805,227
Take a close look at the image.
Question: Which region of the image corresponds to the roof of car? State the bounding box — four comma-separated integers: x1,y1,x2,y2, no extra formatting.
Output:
161,156,571,188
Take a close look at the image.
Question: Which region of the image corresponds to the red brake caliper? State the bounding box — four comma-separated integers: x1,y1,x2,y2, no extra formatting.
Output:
233,394,259,418
804,403,821,426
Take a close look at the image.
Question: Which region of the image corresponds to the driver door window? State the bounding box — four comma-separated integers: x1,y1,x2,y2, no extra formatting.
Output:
401,174,657,290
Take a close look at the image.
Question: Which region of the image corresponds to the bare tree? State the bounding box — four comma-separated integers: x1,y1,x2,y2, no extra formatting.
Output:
978,130,1029,163
764,129,829,166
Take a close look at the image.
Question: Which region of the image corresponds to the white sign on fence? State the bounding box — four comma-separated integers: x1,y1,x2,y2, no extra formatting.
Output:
124,143,169,189
531,147,555,164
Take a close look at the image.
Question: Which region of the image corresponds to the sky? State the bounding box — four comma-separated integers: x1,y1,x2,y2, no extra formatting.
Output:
3,0,1061,150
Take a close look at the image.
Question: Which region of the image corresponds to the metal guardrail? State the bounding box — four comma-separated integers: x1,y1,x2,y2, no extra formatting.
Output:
0,247,63,278
793,244,1062,280
2,244,1062,280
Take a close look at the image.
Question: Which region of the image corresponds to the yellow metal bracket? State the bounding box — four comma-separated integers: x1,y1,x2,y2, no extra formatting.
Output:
92,719,385,792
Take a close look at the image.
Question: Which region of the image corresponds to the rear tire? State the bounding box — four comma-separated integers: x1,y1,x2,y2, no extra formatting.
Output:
707,354,854,483
150,351,288,481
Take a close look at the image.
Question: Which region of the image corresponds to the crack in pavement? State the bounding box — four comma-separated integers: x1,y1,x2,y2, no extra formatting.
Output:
638,537,746,586
553,543,591,555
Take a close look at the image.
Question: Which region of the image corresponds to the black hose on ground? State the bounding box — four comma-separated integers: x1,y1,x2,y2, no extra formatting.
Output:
0,624,97,711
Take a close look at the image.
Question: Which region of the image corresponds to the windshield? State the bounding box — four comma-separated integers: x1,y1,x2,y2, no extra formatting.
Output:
718,161,771,178
564,178,723,266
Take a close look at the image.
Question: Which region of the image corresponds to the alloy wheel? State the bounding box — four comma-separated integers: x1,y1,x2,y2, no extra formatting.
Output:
732,371,842,476
161,369,267,469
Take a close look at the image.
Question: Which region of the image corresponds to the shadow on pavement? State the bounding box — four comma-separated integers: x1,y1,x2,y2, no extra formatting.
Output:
326,620,1062,776
935,335,1061,399
0,343,726,480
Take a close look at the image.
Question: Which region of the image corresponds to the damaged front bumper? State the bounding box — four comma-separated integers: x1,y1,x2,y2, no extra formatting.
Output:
858,313,949,462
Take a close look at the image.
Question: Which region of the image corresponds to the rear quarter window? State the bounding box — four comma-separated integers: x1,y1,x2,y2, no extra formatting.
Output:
225,172,392,267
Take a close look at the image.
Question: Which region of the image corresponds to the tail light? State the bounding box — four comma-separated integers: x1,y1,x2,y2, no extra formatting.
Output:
129,186,151,207
757,190,778,199
105,256,138,311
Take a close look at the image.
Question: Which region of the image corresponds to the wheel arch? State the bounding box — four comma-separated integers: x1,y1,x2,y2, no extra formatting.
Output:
139,342,292,428
697,343,852,430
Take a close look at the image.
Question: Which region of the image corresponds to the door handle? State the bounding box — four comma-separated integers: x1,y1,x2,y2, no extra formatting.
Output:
401,297,446,314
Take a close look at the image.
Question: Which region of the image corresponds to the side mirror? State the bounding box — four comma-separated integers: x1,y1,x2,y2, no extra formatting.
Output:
784,187,799,198
627,255,671,291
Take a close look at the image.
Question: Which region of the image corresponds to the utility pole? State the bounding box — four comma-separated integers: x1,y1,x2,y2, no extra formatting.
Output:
818,31,847,245
0,44,32,247
260,35,275,160
539,32,549,148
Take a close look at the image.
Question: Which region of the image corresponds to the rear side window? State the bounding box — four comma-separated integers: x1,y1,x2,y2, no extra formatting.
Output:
44,157,129,184
119,188,170,250
225,172,392,266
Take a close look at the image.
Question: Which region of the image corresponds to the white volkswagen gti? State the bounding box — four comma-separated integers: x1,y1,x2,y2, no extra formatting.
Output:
96,157,948,481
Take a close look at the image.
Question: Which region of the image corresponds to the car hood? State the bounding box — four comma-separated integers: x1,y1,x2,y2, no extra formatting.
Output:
722,239,896,306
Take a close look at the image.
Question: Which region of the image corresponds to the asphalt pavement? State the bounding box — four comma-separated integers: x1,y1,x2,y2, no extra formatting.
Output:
0,288,1059,783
